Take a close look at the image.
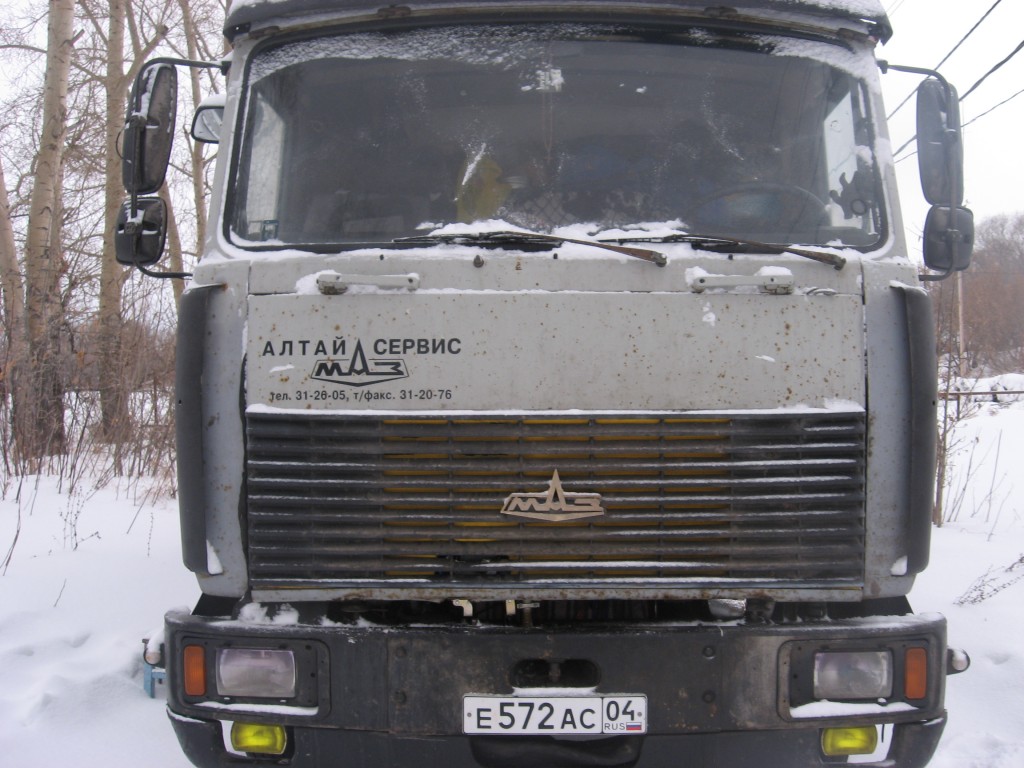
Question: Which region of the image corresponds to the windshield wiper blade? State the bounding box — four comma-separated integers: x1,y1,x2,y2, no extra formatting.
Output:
394,230,667,266
599,232,845,270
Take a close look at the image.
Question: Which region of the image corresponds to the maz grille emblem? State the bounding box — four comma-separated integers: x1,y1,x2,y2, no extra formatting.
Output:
500,470,606,522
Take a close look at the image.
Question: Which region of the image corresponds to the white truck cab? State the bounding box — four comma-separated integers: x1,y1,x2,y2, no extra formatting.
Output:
117,2,972,766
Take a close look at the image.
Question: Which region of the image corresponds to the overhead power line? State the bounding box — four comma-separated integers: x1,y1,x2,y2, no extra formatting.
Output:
962,85,1024,129
959,37,1024,101
894,80,1024,164
893,35,1024,160
884,0,910,18
887,0,1004,120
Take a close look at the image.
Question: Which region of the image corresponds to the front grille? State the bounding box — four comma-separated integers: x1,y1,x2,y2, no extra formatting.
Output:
245,411,866,593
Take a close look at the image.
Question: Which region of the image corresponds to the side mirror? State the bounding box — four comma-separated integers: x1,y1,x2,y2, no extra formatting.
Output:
115,197,168,266
122,63,178,195
191,94,225,144
916,78,963,206
922,205,974,274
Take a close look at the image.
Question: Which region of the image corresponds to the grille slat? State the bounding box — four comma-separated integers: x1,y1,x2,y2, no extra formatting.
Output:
248,476,860,492
248,491,863,508
245,411,866,591
248,523,862,541
249,458,861,474
245,506,860,523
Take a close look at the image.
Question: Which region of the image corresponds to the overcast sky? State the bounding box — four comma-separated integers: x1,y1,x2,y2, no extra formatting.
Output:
877,0,1024,254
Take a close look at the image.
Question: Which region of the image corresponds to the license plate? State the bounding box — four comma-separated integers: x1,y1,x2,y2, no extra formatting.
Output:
464,695,647,735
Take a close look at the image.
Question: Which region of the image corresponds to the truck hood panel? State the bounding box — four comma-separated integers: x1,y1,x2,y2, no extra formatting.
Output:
247,291,863,412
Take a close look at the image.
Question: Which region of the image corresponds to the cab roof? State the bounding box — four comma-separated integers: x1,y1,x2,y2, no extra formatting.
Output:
224,0,892,44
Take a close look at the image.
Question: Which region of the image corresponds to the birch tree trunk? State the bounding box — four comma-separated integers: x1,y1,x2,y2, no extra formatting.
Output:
98,0,130,456
0,155,32,464
20,0,76,458
0,156,25,346
178,0,210,256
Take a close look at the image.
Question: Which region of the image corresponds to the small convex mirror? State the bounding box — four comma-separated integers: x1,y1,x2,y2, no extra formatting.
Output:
922,205,974,273
115,197,168,266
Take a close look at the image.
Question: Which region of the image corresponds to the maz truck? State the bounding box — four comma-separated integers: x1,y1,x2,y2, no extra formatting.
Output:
118,1,975,766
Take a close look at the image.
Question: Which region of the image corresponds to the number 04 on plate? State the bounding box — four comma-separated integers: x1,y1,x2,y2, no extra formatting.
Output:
464,695,648,735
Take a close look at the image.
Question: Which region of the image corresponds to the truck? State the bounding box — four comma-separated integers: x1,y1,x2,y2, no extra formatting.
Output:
117,1,975,766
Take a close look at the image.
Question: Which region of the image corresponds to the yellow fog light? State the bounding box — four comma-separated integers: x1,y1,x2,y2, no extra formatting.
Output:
230,722,287,756
821,726,878,756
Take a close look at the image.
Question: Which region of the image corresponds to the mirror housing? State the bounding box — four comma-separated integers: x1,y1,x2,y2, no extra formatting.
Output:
122,63,178,195
115,197,168,266
922,205,974,274
916,78,963,206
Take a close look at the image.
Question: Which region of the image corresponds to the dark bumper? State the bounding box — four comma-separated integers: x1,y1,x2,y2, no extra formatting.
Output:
170,712,946,768
165,609,949,768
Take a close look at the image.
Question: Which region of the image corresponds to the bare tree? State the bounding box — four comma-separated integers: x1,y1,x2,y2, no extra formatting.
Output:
0,155,29,468
70,0,171,457
1,0,225,474
97,0,132,451
961,214,1024,372
929,210,1024,525
0,155,26,355
165,0,225,302
18,0,77,459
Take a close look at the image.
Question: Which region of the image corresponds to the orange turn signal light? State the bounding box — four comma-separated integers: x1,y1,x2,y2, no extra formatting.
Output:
183,645,207,697
904,647,928,700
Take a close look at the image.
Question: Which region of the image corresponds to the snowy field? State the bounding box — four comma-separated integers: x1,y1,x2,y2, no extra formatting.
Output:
2,397,1024,767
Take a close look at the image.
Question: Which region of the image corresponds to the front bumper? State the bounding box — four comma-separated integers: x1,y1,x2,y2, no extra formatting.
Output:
170,713,946,768
165,609,949,768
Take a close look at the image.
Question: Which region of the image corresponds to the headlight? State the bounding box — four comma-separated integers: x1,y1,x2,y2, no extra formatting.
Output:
216,648,297,698
813,650,892,700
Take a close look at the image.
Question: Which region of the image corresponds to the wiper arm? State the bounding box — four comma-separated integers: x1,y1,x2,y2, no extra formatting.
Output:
394,230,667,266
599,232,845,270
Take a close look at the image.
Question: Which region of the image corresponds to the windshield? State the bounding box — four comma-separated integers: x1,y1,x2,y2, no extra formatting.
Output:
230,24,883,248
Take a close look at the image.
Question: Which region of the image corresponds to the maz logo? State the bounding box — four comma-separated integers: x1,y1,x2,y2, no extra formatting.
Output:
500,470,605,522
310,340,408,387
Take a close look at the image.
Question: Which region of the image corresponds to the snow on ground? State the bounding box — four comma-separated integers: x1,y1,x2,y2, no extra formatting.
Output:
1,393,1024,767
0,477,198,766
918,524,1024,768
915,391,1024,768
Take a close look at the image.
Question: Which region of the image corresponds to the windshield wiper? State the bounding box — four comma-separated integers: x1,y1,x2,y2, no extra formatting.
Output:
394,230,667,266
599,232,845,270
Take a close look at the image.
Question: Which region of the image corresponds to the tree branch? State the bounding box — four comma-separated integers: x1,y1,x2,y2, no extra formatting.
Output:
0,43,46,56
